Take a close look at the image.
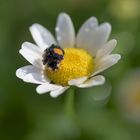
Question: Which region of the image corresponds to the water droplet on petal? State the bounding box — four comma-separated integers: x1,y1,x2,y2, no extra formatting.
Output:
55,27,60,32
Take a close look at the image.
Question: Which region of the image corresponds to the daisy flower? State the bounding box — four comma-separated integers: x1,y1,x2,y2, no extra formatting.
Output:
16,13,121,98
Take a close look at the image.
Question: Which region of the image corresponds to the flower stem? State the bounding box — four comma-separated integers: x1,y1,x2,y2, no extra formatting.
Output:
65,87,76,119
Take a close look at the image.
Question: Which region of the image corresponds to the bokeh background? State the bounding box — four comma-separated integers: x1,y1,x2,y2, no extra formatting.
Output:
0,0,140,140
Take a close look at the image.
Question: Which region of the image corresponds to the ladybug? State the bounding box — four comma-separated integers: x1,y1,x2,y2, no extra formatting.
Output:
42,44,64,70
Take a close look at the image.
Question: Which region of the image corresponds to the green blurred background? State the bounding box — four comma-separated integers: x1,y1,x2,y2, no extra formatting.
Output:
0,0,140,140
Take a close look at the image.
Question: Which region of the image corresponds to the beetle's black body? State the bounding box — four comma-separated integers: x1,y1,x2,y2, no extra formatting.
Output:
42,44,64,70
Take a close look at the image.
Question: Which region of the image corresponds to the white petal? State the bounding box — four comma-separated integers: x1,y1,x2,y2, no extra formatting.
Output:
23,73,48,84
50,86,69,98
55,13,75,48
16,65,49,84
16,65,40,79
30,23,56,51
76,17,98,50
20,42,43,68
92,54,121,76
19,48,42,68
77,20,111,56
36,84,63,94
21,42,43,55
96,39,117,59
77,75,105,88
68,76,88,86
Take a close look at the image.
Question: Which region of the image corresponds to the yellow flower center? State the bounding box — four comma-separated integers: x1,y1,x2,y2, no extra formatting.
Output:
44,48,94,86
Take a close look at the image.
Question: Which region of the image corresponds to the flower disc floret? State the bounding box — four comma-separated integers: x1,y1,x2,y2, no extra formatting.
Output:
45,48,94,85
